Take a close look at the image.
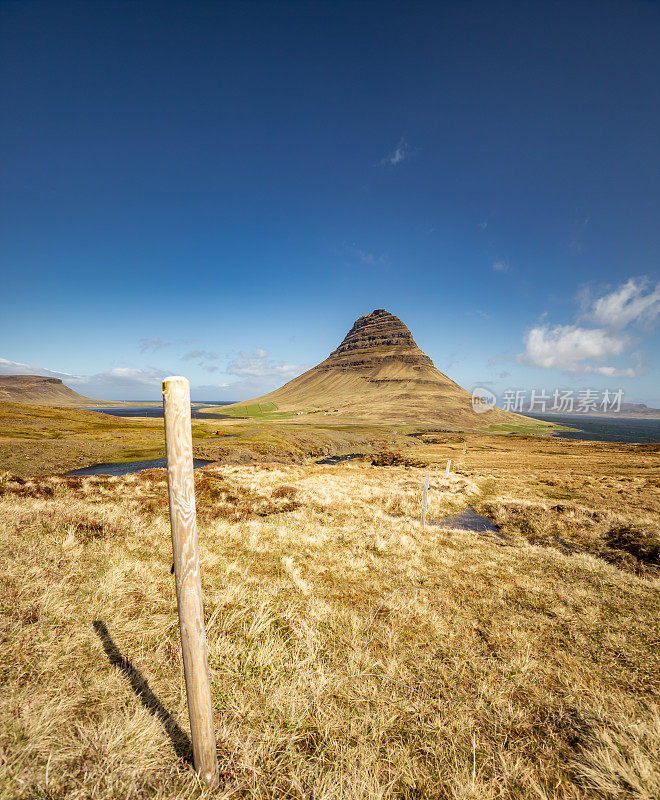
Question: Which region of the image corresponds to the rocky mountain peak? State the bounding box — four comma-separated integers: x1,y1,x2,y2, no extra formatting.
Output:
331,309,416,354
322,309,433,370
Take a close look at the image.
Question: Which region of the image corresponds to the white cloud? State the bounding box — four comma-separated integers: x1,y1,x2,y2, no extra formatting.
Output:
379,138,408,166
0,357,76,379
0,357,170,397
517,277,658,378
194,382,231,396
138,338,171,353
227,349,306,379
181,349,221,373
1,353,296,402
589,278,660,330
518,324,638,375
73,367,158,385
492,260,509,272
64,367,172,399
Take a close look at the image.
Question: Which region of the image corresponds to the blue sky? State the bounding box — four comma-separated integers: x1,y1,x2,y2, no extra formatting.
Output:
1,0,659,405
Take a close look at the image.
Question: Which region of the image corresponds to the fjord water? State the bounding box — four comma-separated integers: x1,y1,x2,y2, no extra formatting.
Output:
83,403,236,420
522,413,660,443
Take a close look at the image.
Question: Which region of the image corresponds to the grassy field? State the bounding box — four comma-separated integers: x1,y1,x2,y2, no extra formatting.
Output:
1,403,658,798
0,402,421,476
0,414,659,799
211,402,305,421
478,421,575,436
0,401,577,478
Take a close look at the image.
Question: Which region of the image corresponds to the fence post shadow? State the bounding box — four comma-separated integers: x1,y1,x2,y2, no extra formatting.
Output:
92,619,193,765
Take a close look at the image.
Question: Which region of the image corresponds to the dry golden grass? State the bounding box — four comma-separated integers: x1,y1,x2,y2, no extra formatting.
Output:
0,401,422,477
1,453,658,799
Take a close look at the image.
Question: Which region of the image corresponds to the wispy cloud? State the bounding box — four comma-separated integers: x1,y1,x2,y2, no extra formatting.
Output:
492,260,509,272
487,352,513,366
181,348,221,372
226,349,306,379
350,246,387,266
0,352,242,400
0,357,77,379
518,277,657,378
194,382,231,394
567,213,590,254
379,138,408,166
72,367,170,389
588,278,660,330
183,349,218,361
0,356,169,391
138,338,171,353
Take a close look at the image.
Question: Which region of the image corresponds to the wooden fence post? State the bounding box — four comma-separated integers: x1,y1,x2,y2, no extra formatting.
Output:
445,459,451,478
162,376,218,787
420,469,430,527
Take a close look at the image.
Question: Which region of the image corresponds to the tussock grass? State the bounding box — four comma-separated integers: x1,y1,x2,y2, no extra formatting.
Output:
0,401,416,476
1,460,659,799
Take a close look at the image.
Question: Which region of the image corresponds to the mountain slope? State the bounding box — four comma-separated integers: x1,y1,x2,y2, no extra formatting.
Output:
0,375,104,406
226,309,527,426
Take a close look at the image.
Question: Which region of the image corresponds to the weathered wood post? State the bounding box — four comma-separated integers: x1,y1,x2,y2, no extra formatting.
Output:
420,469,430,527
445,459,451,478
162,376,218,787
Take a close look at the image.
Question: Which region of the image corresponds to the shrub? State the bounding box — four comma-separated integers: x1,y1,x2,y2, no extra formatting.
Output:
271,485,298,499
605,525,660,566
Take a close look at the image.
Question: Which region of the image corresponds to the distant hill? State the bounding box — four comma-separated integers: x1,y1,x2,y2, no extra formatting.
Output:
223,309,531,427
533,403,660,420
0,375,105,406
615,403,660,419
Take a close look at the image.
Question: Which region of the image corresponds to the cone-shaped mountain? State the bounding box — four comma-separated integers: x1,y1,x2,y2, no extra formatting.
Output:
227,309,522,425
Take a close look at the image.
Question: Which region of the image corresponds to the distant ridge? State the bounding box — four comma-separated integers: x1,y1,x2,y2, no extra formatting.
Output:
0,375,105,406
225,309,528,426
532,403,660,420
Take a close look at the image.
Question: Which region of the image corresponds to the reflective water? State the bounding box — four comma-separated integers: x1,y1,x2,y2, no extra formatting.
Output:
66,458,214,477
316,454,364,465
522,413,660,443
83,406,239,420
433,506,501,534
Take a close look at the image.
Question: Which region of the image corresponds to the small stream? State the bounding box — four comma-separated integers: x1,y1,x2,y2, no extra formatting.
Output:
432,506,500,533
66,458,214,477
432,506,511,544
316,453,364,465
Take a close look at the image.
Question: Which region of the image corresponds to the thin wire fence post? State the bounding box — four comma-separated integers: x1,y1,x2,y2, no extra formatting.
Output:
420,469,430,526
